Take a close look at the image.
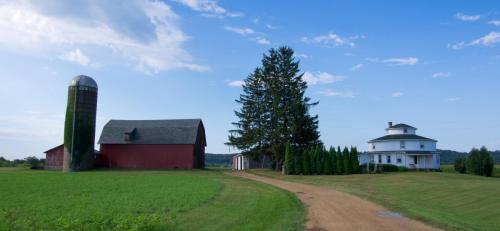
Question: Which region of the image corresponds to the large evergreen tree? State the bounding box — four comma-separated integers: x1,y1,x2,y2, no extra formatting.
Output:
284,142,294,174
228,47,321,170
330,146,337,175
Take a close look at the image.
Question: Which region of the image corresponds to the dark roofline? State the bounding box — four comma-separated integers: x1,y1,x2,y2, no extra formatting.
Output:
369,134,437,142
44,144,63,153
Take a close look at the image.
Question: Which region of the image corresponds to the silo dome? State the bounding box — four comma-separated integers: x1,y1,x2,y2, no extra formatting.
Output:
69,75,98,88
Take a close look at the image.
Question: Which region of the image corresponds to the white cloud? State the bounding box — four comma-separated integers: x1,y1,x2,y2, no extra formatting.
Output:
224,26,255,35
294,53,310,59
391,91,403,97
0,1,209,74
432,72,451,78
173,0,243,18
0,111,63,143
59,49,90,66
303,72,345,85
227,80,245,87
455,13,480,21
301,33,364,47
318,89,355,98
450,32,500,49
253,37,271,45
489,20,500,26
445,97,462,102
350,63,363,71
266,24,276,30
367,57,419,66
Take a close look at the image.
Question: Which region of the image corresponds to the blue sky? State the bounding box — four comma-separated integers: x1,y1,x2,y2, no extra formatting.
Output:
1,0,499,159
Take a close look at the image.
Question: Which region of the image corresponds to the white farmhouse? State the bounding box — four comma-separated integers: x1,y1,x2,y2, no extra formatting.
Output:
366,122,440,170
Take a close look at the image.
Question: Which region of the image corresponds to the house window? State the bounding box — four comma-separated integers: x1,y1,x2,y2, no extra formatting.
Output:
404,128,408,133
420,142,425,149
370,155,374,162
378,154,382,163
397,156,402,163
400,141,406,149
387,155,391,163
372,145,376,150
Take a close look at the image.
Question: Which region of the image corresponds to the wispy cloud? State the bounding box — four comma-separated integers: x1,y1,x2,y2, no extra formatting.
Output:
0,1,209,74
253,37,271,45
294,53,310,59
391,91,403,97
227,80,245,87
301,33,364,47
445,97,462,102
266,24,277,30
303,72,345,85
173,0,243,18
489,20,500,26
432,72,451,78
318,89,356,98
224,26,255,35
450,31,500,49
367,57,419,66
59,49,90,66
350,63,363,71
455,13,481,21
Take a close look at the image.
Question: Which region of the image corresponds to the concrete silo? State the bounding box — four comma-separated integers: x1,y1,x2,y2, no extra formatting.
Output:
63,75,98,172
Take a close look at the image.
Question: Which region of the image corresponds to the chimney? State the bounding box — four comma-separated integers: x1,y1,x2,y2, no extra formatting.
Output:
388,122,393,128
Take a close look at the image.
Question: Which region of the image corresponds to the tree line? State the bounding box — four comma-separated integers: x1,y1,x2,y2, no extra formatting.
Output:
228,47,321,170
454,147,495,177
0,156,44,169
284,144,360,175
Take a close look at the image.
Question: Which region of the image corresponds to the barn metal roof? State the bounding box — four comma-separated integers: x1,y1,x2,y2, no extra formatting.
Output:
98,119,206,145
369,134,437,142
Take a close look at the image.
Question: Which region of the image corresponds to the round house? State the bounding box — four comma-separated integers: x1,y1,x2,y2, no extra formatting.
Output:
367,122,440,169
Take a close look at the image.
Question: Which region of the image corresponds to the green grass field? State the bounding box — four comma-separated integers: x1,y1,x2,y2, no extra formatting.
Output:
251,169,500,231
0,168,303,231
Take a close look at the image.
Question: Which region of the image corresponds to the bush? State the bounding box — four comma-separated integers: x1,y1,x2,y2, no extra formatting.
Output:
398,166,409,172
454,157,466,173
466,147,494,177
380,164,399,172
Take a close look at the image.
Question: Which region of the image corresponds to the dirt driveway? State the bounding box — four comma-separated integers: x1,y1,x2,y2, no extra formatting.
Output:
231,172,441,231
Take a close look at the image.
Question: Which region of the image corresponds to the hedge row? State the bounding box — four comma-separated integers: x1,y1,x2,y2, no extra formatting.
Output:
284,144,360,175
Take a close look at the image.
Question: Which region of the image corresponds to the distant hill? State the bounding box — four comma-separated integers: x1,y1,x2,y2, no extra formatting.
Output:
439,149,500,164
205,153,236,167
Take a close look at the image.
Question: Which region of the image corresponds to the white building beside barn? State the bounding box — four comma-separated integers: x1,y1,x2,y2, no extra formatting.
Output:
364,122,440,170
232,154,272,170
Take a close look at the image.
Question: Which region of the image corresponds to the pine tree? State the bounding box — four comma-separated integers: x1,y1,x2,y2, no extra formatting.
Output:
336,146,343,174
295,149,303,175
228,47,321,170
330,146,337,175
324,147,333,175
310,147,317,175
343,147,351,174
350,147,360,174
315,146,323,175
284,143,294,174
303,148,311,175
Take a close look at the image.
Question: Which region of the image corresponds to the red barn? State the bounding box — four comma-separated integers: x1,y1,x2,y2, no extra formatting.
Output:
98,119,206,169
44,144,64,170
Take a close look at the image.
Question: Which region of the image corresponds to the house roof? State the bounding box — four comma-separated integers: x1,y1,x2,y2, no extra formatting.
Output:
44,144,63,153
387,123,416,129
369,134,437,142
98,119,206,145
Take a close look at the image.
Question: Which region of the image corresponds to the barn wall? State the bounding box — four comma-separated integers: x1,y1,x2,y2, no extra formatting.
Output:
100,144,196,169
45,146,64,170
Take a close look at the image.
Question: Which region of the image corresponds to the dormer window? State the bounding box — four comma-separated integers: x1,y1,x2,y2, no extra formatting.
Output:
372,145,376,150
123,128,136,142
420,142,425,149
404,128,408,133
400,140,406,149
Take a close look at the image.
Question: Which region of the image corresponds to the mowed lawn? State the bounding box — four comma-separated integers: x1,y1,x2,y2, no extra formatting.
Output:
0,168,303,231
251,168,500,231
